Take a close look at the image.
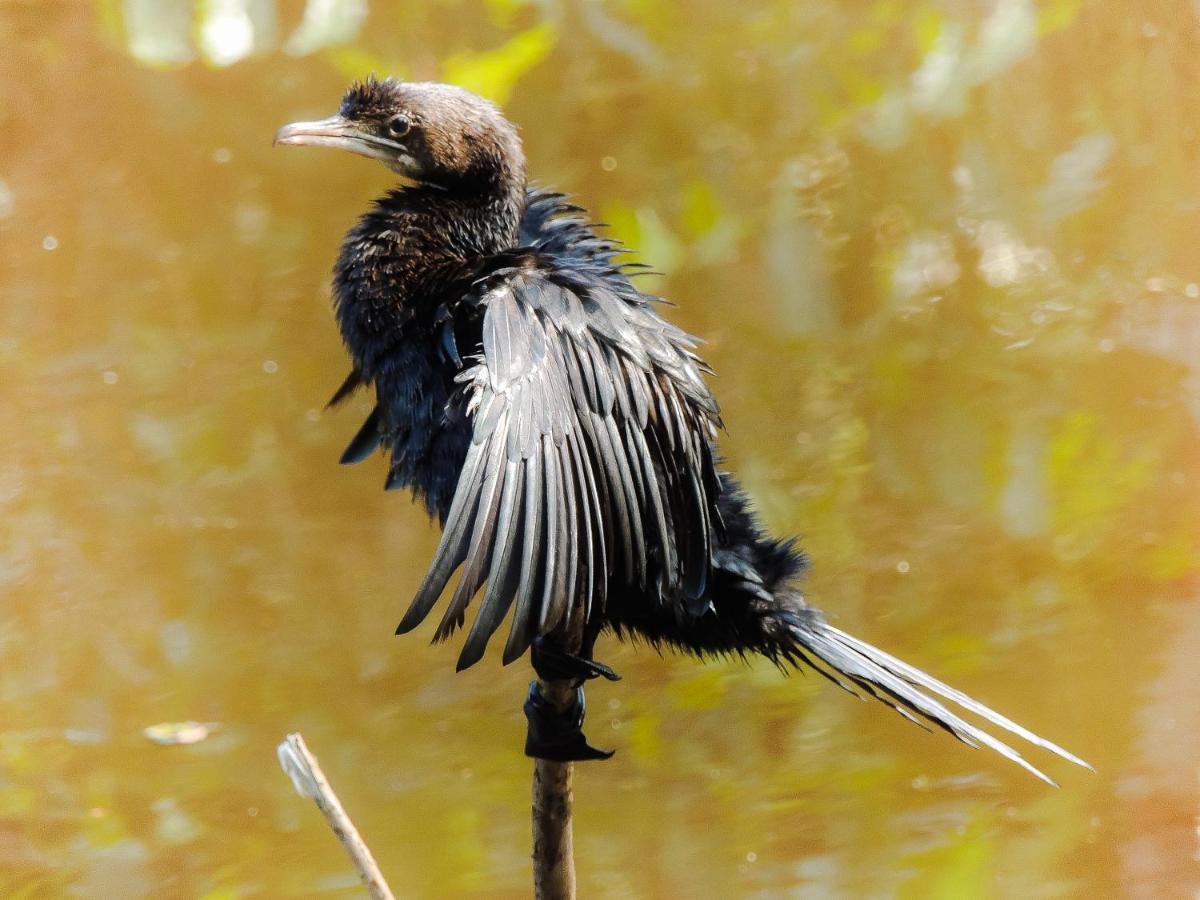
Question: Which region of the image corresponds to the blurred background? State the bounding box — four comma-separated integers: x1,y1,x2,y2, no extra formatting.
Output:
2,0,1199,896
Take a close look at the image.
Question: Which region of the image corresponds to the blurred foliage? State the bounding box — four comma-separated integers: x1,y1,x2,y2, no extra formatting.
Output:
443,22,557,103
1,0,1198,897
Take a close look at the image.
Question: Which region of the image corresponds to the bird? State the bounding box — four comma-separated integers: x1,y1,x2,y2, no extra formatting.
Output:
274,77,1088,783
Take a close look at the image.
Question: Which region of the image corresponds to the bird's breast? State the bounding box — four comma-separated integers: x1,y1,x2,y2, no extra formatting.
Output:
372,330,473,523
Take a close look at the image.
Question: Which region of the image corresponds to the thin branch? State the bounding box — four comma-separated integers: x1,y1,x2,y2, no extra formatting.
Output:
277,732,396,900
531,679,577,900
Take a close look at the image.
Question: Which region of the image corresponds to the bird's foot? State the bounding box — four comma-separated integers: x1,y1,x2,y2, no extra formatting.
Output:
523,681,614,762
530,635,621,685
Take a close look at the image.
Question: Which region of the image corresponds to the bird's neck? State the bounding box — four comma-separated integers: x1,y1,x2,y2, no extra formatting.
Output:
394,177,525,254
334,179,525,374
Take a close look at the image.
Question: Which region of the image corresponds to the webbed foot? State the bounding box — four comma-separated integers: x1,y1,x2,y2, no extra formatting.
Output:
523,681,614,762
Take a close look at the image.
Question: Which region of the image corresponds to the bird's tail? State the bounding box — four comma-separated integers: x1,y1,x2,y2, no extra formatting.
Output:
769,605,1092,786
613,477,1089,783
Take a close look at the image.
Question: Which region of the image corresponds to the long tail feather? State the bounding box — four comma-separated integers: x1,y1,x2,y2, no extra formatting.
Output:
780,611,1092,786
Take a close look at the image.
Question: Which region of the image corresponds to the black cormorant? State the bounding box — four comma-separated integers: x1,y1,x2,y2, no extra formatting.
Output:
275,78,1087,783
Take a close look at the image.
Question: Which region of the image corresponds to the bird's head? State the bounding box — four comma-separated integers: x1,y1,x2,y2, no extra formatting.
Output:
275,77,525,195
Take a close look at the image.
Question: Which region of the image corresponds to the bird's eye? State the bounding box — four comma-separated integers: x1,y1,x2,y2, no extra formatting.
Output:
386,115,411,138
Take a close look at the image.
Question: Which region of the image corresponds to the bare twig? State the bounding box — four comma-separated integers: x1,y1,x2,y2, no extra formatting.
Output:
277,732,396,900
531,678,577,900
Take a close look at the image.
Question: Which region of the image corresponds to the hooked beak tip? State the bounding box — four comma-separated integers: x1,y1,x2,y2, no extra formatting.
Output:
273,115,353,149
273,124,312,147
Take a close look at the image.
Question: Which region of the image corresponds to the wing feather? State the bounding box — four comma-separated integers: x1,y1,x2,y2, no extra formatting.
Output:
434,432,508,640
539,436,566,632
340,406,382,464
396,268,721,666
396,440,488,634
503,450,544,663
457,459,524,669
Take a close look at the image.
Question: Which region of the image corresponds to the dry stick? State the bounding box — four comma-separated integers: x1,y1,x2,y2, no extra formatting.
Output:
531,678,579,900
277,732,396,900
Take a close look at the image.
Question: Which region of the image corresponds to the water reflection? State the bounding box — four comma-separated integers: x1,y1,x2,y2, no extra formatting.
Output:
2,0,1198,897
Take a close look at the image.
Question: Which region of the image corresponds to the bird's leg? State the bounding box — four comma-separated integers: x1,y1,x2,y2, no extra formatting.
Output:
530,631,620,684
523,633,620,762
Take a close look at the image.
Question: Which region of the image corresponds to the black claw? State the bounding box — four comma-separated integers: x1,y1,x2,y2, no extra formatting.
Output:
530,635,621,684
523,682,614,762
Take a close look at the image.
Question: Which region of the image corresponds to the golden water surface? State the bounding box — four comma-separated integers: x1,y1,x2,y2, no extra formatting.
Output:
3,1,1199,896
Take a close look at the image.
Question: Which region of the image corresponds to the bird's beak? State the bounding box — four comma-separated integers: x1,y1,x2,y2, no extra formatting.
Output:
273,115,401,164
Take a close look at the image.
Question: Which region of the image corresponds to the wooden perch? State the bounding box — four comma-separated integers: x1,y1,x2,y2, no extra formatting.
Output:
277,732,396,900
531,678,578,900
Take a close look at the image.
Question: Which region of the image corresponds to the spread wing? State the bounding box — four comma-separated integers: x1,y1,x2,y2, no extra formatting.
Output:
396,265,723,670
